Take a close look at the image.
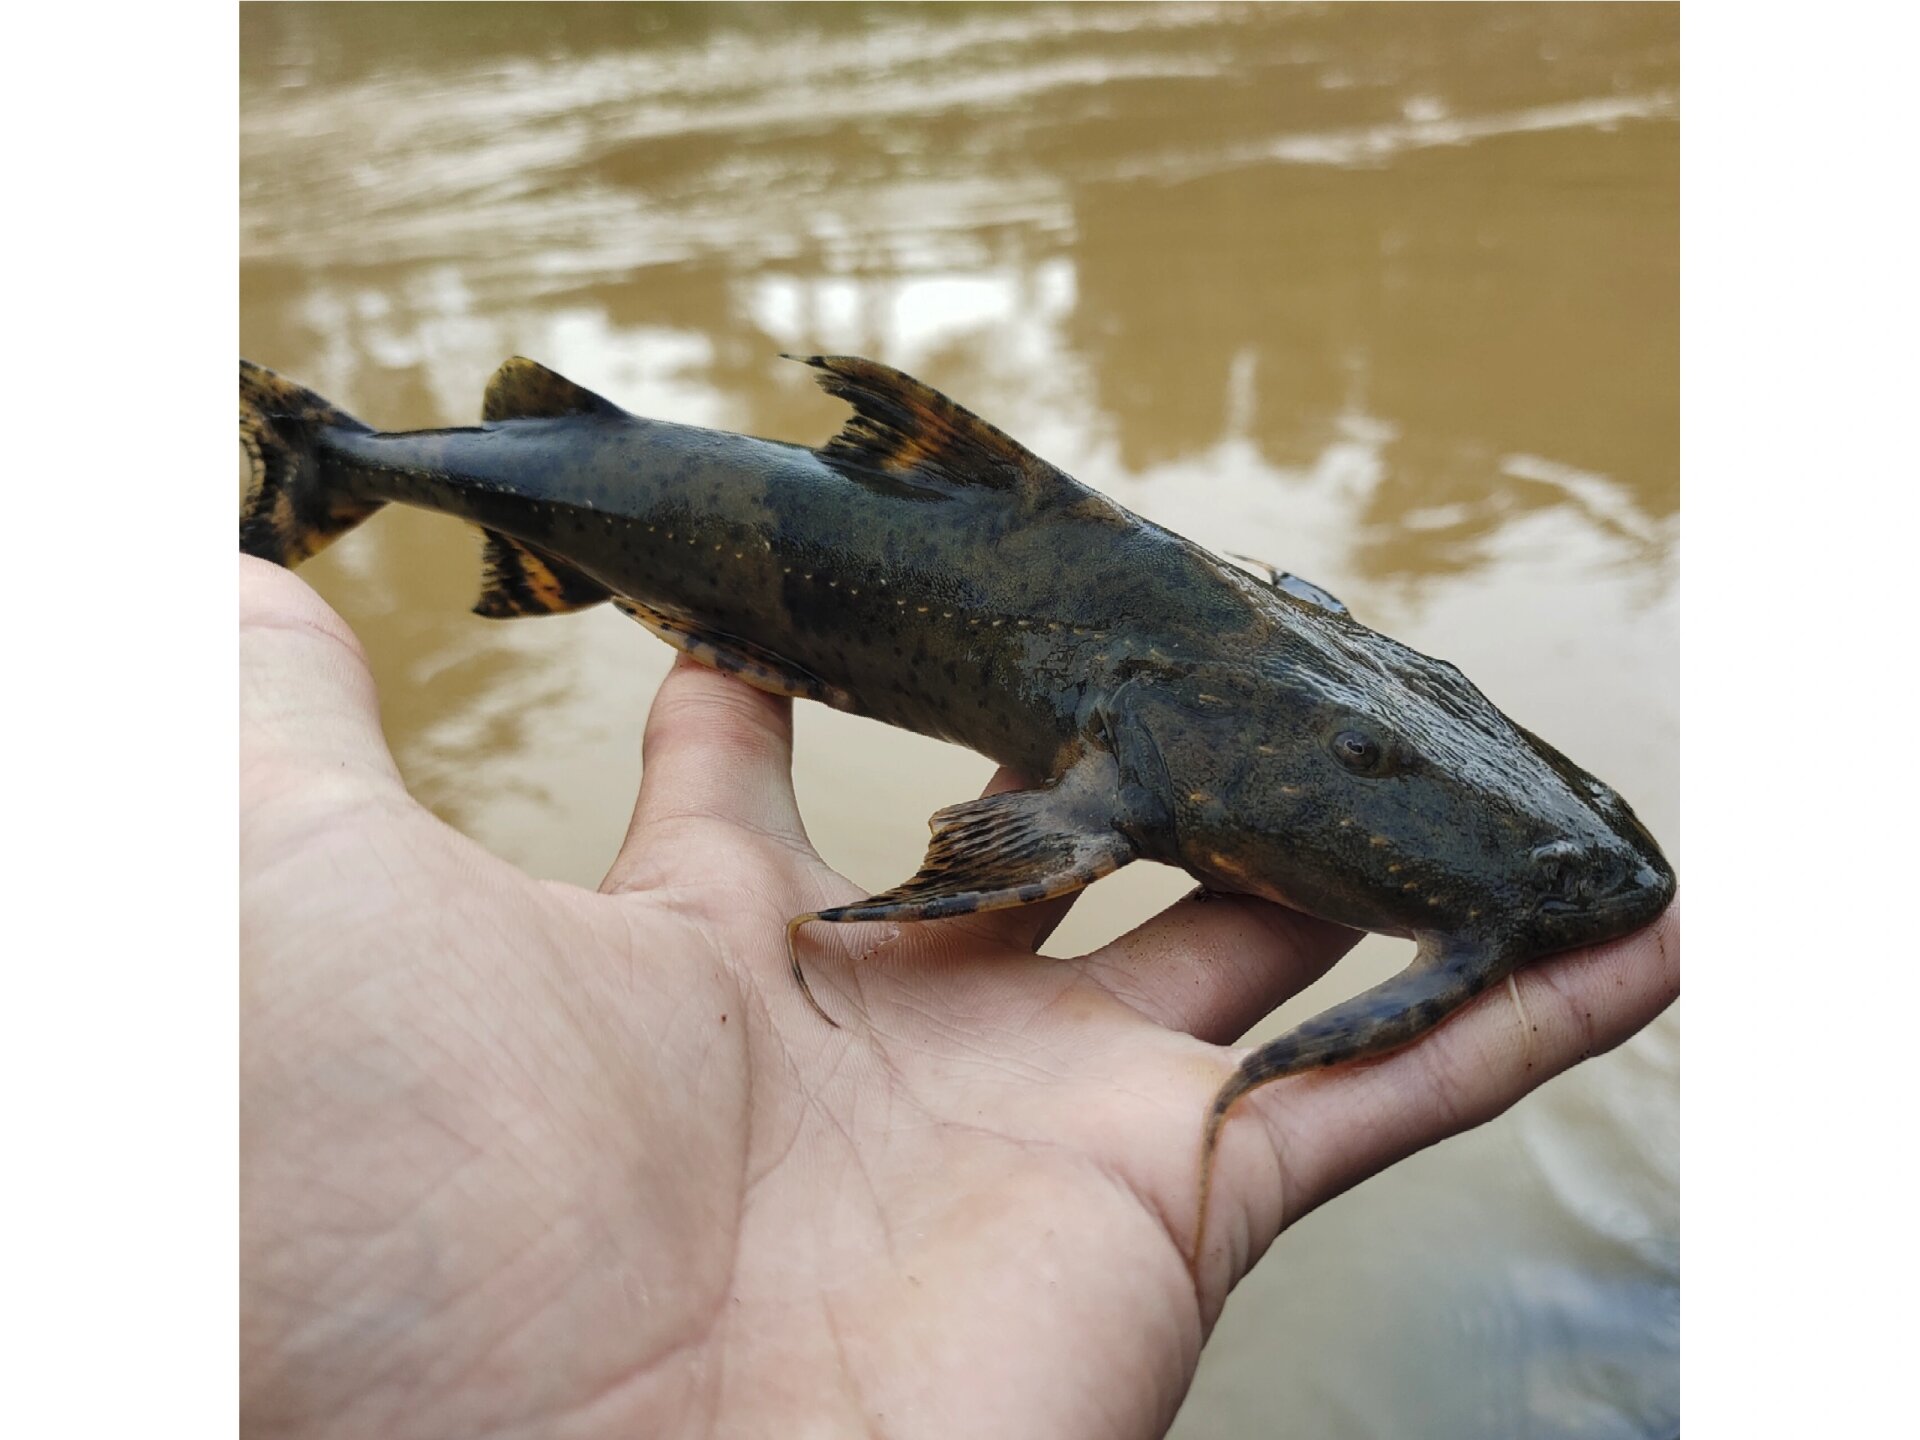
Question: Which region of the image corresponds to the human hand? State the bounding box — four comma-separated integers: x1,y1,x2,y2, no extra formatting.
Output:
240,555,1678,1439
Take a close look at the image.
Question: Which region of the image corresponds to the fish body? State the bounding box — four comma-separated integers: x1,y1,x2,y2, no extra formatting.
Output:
240,353,1674,1256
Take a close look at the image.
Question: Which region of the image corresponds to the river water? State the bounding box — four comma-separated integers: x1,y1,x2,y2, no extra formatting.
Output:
241,5,1678,1435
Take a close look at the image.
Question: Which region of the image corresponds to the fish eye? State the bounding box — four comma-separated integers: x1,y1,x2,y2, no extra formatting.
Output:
1330,727,1391,776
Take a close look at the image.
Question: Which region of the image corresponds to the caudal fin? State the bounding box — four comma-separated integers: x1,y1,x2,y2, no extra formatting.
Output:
239,360,380,567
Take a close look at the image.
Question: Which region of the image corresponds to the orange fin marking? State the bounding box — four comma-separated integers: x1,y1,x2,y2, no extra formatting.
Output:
474,531,610,617
790,353,1086,510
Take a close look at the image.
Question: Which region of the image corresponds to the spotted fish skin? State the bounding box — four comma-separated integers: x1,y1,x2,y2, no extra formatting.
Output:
240,353,1674,1258
240,356,1263,782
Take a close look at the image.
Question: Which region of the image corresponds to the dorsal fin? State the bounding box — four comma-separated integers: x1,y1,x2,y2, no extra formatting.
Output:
790,354,1083,506
482,358,626,423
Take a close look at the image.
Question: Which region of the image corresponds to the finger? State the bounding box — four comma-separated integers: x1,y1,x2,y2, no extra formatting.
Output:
1080,889,1361,1042
239,555,407,808
604,655,808,892
1214,903,1680,1266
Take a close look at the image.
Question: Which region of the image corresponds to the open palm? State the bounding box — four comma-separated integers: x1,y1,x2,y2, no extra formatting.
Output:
240,556,1678,1439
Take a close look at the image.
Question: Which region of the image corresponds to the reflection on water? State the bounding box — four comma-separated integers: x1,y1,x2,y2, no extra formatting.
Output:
242,4,1677,1435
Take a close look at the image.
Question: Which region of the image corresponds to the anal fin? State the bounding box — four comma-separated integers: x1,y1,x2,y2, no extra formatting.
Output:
474,531,611,617
614,598,855,709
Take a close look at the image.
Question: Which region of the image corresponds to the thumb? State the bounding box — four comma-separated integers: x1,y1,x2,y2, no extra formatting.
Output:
240,555,408,813
602,654,810,894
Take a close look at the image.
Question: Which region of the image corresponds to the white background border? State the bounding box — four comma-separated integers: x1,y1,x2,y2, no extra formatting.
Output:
9,2,1917,1433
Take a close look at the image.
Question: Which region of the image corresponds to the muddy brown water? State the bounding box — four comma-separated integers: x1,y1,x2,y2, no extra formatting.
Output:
242,5,1677,1435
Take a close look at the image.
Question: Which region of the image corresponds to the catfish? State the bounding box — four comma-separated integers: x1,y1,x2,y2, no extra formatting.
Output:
239,354,1675,1262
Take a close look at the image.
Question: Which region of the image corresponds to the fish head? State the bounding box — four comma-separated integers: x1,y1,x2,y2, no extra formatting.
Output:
1106,625,1674,962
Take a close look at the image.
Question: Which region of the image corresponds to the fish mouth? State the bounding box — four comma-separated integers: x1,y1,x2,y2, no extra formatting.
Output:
1535,855,1675,938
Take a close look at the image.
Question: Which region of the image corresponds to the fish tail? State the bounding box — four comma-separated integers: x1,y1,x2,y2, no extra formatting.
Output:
239,360,380,567
1190,950,1508,1269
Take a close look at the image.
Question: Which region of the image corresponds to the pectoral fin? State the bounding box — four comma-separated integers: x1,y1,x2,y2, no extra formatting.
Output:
824,779,1133,923
1190,944,1512,1269
787,748,1135,1022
